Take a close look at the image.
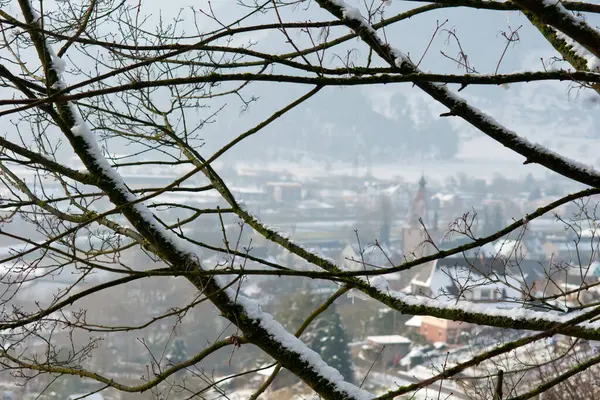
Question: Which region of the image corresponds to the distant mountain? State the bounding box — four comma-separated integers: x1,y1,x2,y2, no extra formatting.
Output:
196,6,600,167
203,85,460,163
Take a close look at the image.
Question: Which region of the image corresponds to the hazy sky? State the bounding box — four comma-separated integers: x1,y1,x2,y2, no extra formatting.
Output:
3,0,599,183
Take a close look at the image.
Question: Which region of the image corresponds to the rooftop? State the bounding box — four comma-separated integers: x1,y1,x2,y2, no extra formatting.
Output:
405,315,422,328
366,335,411,345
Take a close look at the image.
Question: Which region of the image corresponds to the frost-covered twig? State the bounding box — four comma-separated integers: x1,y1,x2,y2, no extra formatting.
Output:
400,0,600,14
554,29,600,72
513,0,600,60
9,69,600,108
16,1,374,399
521,11,600,94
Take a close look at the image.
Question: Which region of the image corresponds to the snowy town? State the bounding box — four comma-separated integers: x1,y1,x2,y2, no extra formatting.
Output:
2,0,600,398
2,160,599,400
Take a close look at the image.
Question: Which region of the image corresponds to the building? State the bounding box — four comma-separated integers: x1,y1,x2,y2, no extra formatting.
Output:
265,182,302,203
419,316,470,344
402,176,439,260
364,335,411,367
404,315,422,333
407,256,543,303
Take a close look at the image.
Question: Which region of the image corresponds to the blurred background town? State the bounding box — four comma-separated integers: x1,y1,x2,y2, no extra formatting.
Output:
2,156,598,400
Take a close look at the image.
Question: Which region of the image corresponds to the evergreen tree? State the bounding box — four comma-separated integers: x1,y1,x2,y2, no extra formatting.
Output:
276,286,355,383
309,303,355,383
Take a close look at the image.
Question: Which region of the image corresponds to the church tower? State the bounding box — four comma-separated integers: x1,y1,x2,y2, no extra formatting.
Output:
402,175,437,259
408,175,428,226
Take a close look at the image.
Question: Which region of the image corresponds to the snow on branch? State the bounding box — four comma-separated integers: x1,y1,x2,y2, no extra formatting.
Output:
516,0,600,59
23,1,201,259
233,291,374,400
375,286,600,330
19,3,375,399
555,29,600,72
541,0,600,68
344,268,600,338
240,197,600,339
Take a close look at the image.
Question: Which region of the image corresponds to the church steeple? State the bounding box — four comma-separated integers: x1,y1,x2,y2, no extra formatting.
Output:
403,175,436,260
408,175,428,227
